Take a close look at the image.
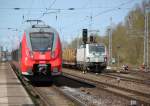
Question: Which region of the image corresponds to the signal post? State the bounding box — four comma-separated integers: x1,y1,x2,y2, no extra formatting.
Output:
82,29,88,73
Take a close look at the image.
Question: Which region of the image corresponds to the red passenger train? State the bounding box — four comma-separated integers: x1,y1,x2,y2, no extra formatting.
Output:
12,23,62,80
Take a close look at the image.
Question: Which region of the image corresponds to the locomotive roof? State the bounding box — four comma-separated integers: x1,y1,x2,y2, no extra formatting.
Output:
81,43,106,46
88,43,105,46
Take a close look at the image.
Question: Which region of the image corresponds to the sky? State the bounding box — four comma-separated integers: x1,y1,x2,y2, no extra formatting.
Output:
0,0,144,51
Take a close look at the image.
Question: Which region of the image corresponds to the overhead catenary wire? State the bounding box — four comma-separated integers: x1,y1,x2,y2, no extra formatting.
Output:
0,0,136,31
0,7,133,11
93,0,135,18
26,0,35,20
59,0,137,45
15,0,57,36
37,0,57,19
61,0,135,31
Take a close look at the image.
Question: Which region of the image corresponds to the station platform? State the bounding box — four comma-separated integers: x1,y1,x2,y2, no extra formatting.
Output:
0,62,33,106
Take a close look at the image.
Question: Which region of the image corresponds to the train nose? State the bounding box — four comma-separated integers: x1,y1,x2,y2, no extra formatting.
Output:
32,52,51,60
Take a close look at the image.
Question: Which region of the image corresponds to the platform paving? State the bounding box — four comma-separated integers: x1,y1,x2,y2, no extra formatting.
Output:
0,62,34,106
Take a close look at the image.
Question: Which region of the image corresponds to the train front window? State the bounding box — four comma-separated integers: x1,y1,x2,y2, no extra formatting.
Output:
30,32,53,51
89,45,105,54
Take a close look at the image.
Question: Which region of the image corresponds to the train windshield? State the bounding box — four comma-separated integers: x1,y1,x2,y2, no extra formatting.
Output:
89,45,105,54
30,32,53,51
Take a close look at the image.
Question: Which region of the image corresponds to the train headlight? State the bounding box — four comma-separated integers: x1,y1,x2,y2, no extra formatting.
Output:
53,67,58,72
51,51,55,58
104,57,107,62
29,51,33,58
25,57,28,65
86,57,90,62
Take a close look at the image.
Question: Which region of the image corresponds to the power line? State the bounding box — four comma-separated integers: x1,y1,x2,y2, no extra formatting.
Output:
48,0,57,9
0,7,132,11
37,0,57,19
26,0,35,20
61,0,135,30
93,0,134,18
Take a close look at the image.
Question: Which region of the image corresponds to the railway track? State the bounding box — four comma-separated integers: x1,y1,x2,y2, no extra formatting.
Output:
127,69,150,80
11,63,89,106
11,64,53,106
31,84,86,106
64,67,150,89
12,67,91,106
107,67,150,81
53,76,135,106
10,62,150,106
11,63,142,106
17,72,131,106
62,68,150,105
101,72,150,85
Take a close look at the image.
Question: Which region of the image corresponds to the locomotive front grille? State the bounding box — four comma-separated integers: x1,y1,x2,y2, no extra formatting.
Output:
33,64,51,76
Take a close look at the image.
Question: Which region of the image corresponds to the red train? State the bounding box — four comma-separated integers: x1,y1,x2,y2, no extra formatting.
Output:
11,23,62,80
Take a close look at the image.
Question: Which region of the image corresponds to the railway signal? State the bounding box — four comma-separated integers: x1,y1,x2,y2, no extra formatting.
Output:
90,35,94,43
82,29,88,44
82,28,88,73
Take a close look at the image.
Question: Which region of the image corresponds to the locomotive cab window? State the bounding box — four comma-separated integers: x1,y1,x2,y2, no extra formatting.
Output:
30,32,54,51
89,45,105,54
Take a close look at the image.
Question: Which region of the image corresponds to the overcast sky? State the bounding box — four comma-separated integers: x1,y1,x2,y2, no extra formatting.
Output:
0,0,143,50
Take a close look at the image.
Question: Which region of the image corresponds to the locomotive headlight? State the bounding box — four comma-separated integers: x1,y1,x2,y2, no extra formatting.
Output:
51,51,55,58
86,57,90,62
29,51,34,58
53,67,58,72
25,57,28,65
104,56,107,62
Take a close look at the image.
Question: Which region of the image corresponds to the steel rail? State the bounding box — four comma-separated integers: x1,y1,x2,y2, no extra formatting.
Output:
10,63,87,106
62,71,150,104
101,73,150,85
10,63,54,106
52,85,87,106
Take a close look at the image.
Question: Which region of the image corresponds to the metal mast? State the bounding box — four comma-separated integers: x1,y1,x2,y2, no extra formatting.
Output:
108,18,112,66
144,6,149,70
